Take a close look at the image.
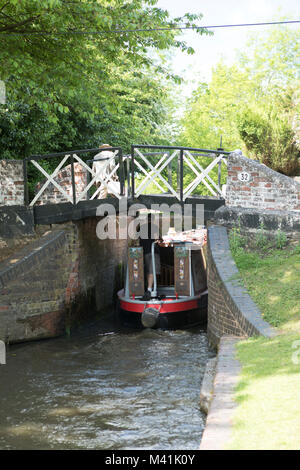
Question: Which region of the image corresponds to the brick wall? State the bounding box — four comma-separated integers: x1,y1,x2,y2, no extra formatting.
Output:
0,230,69,342
0,217,128,343
0,160,24,206
207,225,276,348
76,217,127,313
35,162,88,205
226,151,300,212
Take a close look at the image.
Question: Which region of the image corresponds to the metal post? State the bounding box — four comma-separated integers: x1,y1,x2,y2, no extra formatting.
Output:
218,160,221,190
70,154,76,205
126,155,131,197
119,148,125,196
87,160,91,200
167,152,172,192
23,159,29,206
180,149,184,202
177,152,181,195
131,145,135,199
217,137,224,197
151,241,157,297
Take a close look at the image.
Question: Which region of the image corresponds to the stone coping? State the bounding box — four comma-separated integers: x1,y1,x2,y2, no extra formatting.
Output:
200,335,241,450
0,159,23,164
214,205,300,233
0,229,66,288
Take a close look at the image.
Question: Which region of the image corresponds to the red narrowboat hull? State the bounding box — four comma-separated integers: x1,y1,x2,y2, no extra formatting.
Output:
118,290,207,330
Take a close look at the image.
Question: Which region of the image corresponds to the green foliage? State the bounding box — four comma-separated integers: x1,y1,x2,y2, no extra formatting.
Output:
237,97,300,175
275,230,288,250
229,220,246,255
240,24,300,91
179,63,251,151
0,0,210,159
255,222,269,250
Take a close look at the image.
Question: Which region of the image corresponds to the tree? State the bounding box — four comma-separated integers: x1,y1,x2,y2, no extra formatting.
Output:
179,23,300,175
179,62,253,151
237,86,300,175
0,59,184,157
0,0,208,115
0,0,211,159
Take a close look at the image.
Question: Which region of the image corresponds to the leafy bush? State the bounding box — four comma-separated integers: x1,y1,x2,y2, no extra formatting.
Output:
237,103,300,176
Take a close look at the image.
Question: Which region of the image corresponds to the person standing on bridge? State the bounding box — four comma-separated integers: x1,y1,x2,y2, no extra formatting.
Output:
92,144,119,198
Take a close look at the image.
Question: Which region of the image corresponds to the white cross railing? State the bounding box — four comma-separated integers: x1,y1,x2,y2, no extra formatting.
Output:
134,148,179,199
182,150,228,201
74,151,122,202
131,146,229,201
26,147,124,206
24,145,230,206
30,154,73,206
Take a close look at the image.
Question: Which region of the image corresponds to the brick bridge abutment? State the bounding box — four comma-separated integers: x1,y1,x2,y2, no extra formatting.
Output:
0,217,128,343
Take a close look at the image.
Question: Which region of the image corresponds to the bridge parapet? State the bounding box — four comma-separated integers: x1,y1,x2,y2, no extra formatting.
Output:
226,150,300,212
23,146,125,206
2,145,298,218
0,159,24,206
0,144,230,209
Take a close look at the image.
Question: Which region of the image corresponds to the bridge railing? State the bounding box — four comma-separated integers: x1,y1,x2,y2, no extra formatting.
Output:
24,147,125,206
130,145,230,201
22,144,230,206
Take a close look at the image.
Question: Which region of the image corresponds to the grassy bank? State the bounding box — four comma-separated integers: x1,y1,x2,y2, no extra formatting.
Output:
227,233,300,450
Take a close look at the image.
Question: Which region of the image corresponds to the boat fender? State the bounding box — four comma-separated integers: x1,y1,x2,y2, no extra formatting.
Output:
141,307,160,328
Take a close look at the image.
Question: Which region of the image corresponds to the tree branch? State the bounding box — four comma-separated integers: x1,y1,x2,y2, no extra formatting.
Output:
0,15,41,33
0,2,9,14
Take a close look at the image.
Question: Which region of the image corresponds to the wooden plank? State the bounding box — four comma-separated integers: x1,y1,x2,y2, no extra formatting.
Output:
128,247,144,297
174,246,190,296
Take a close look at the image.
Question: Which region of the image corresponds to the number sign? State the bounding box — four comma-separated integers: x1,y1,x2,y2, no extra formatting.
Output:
237,172,251,182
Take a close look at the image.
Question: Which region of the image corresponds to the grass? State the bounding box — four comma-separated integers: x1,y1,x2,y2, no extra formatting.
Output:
226,236,300,450
232,243,300,328
228,333,300,450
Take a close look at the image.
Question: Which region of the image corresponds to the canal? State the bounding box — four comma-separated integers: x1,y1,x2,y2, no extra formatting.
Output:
0,316,211,450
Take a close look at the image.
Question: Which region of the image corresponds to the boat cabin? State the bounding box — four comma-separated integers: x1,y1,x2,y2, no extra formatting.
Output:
117,225,208,330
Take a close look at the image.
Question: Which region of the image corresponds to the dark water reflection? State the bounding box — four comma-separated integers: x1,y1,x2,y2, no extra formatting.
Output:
0,317,211,450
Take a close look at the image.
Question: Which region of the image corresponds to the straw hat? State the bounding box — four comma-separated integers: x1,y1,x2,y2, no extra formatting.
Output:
99,143,112,149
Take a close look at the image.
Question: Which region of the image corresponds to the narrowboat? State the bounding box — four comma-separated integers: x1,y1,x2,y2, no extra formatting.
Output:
117,227,208,330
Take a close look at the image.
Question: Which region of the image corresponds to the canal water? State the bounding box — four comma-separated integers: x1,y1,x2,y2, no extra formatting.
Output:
0,317,211,450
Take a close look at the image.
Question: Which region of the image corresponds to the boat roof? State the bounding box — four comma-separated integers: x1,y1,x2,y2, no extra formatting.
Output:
161,228,207,247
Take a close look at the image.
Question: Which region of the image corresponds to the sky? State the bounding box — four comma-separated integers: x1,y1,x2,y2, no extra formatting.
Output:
155,0,300,87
